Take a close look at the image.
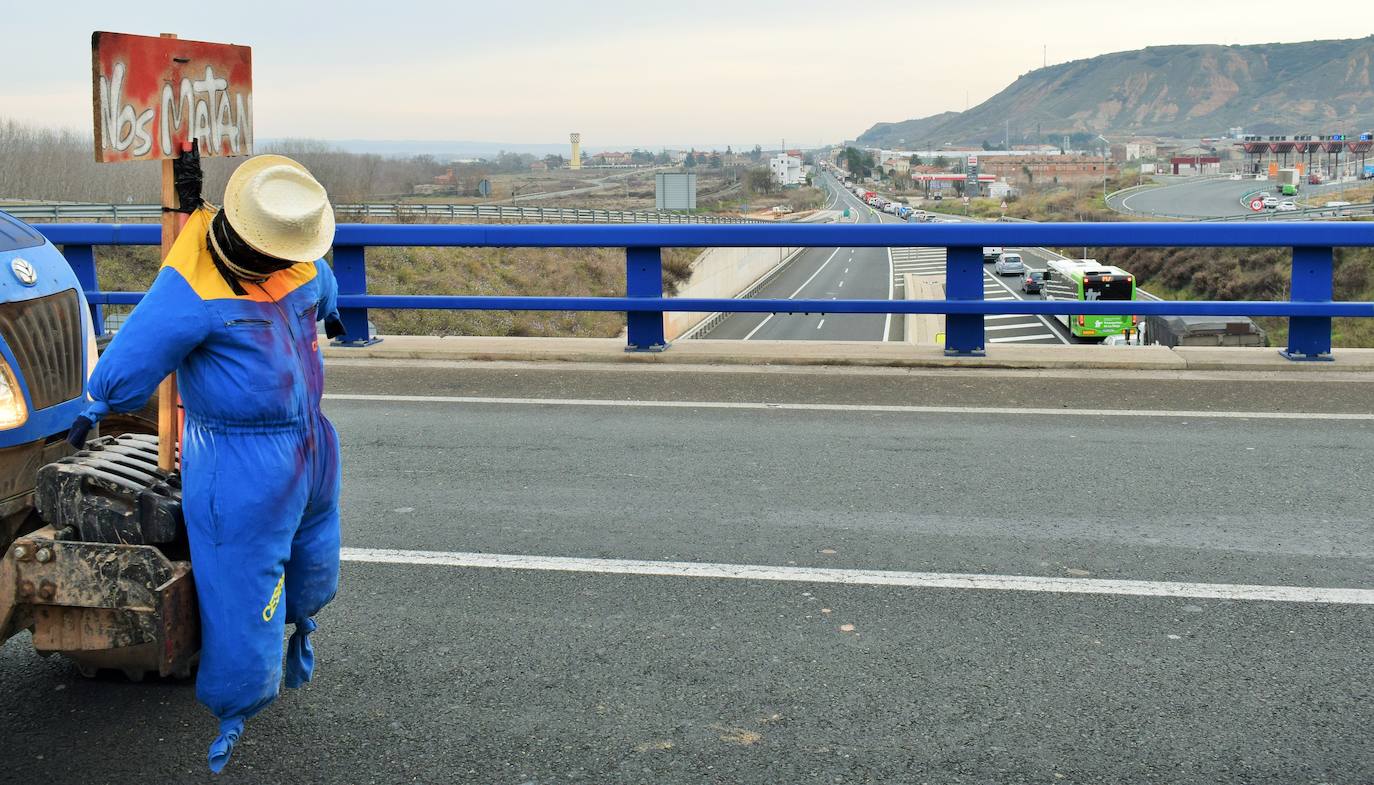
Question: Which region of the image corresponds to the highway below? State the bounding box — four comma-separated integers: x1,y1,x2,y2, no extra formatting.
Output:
3,361,1372,784
703,173,900,342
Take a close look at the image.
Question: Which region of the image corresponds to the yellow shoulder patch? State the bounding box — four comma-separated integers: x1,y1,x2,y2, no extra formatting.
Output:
163,207,319,303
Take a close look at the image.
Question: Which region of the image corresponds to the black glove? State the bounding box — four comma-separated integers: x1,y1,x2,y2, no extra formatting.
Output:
66,415,95,449
324,314,347,339
172,140,203,214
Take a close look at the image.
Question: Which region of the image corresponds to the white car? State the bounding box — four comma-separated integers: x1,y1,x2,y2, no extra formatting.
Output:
1229,174,1243,180
1262,196,1279,209
982,246,1003,263
1276,201,1298,212
994,253,1025,276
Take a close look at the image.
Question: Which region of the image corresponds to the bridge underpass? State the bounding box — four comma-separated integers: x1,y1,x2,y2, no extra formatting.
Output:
3,360,1371,784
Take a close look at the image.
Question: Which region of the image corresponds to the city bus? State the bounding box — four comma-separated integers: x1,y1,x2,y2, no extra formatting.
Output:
1041,258,1137,340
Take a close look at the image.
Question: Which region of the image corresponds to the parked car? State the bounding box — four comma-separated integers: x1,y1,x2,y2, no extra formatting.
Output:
982,246,1004,263
1020,269,1044,293
994,252,1025,275
1276,200,1298,212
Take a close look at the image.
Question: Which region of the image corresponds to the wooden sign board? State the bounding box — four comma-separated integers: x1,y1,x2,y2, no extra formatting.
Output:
91,31,253,163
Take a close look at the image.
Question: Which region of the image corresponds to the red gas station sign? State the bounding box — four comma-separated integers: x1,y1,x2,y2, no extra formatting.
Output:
91,31,253,163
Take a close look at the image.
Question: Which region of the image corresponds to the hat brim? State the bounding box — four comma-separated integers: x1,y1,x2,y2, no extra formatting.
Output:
223,155,335,263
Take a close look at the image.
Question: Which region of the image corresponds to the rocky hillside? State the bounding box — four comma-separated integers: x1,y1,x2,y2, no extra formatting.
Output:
858,36,1374,147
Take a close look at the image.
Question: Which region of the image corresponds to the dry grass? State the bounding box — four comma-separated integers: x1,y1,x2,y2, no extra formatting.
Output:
365,245,696,337
90,242,699,338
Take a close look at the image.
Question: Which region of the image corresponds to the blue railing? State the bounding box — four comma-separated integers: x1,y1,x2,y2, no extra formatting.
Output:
34,221,1374,361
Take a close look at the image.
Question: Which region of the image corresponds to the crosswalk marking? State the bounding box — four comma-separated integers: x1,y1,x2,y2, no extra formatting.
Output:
890,246,1065,345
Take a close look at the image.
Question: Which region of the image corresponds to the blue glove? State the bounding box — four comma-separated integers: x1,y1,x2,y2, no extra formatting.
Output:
66,415,95,449
207,716,244,774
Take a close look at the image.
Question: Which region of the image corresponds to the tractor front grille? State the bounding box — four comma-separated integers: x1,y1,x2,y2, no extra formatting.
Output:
0,288,84,411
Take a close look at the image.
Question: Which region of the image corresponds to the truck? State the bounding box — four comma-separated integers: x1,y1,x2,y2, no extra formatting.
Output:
0,208,196,680
1276,168,1301,197
1139,315,1267,348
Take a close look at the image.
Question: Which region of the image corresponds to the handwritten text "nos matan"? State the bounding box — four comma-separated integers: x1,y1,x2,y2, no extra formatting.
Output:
98,62,252,159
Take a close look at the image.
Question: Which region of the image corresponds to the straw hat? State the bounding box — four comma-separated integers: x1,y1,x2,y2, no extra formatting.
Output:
222,155,335,263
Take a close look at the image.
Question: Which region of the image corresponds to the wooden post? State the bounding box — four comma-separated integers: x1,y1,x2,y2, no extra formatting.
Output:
156,32,181,473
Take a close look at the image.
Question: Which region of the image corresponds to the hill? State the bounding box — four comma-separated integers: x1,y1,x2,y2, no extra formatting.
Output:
857,36,1374,147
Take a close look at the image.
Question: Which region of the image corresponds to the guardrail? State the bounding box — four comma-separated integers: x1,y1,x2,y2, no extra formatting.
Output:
1205,202,1374,222
35,222,1374,361
3,202,755,225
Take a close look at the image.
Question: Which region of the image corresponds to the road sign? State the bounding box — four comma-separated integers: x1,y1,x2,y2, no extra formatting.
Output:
1249,197,1265,212
1000,200,1008,210
91,31,253,163
478,179,491,197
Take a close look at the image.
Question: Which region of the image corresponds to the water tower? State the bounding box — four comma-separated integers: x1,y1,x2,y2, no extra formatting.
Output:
569,133,582,170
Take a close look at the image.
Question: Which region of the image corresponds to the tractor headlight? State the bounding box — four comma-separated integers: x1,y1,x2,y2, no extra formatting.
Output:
0,355,28,430
85,311,99,383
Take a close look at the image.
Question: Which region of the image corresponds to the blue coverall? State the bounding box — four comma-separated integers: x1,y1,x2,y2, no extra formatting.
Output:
81,207,342,772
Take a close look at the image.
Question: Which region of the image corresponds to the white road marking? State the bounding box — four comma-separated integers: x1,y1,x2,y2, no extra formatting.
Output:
325,394,1374,422
883,244,894,342
988,333,1059,343
983,266,1071,345
816,319,825,329
339,547,1374,606
743,247,843,340
838,280,844,288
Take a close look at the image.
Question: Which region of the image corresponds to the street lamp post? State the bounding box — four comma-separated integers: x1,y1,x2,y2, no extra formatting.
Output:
1096,134,1110,203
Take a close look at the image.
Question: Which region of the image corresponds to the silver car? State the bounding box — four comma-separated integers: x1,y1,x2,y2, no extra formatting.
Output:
994,253,1026,276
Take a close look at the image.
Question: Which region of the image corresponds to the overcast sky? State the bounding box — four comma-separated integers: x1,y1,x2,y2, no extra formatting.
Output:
3,1,1367,149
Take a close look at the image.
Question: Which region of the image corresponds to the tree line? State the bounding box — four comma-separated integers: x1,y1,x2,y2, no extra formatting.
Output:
0,118,447,205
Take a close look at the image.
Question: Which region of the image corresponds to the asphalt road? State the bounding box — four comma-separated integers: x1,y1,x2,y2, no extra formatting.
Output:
703,173,899,342
1108,177,1263,218
1107,176,1361,220
3,362,1372,784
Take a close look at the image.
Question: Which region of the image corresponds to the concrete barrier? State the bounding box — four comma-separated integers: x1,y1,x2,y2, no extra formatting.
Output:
665,245,800,341
903,273,946,346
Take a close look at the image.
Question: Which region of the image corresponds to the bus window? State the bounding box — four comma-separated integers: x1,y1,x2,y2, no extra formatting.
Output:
1084,278,1134,301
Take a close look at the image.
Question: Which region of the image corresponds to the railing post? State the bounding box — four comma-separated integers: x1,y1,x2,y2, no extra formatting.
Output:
62,244,104,336
331,245,380,346
944,245,985,356
1282,246,1334,361
625,246,668,352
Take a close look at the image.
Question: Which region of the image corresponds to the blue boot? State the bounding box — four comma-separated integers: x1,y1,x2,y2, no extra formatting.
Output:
285,617,318,689
207,716,245,774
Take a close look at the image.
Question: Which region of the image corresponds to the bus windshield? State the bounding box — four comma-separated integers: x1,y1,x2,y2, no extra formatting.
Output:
1084,278,1134,301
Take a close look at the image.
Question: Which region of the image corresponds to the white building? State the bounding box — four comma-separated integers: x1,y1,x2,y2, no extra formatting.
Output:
769,153,804,186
